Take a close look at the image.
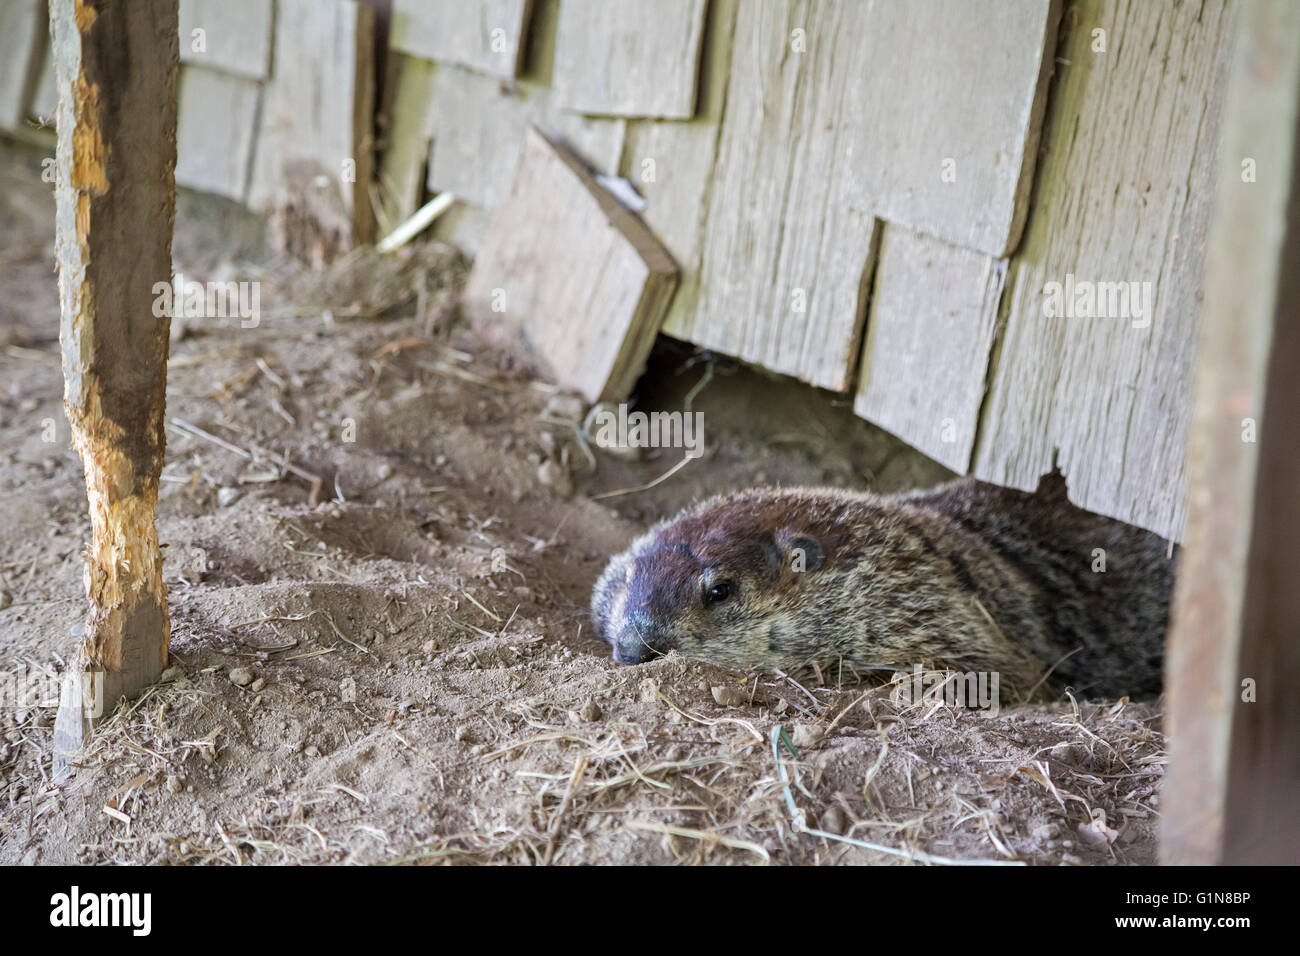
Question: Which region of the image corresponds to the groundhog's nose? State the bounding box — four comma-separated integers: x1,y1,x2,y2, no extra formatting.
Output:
612,643,651,664
612,610,665,664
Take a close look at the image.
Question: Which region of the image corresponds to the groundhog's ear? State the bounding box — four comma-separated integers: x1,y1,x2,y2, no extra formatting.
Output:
776,529,824,573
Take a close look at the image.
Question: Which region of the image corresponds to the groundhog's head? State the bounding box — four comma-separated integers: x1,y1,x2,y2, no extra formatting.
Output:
591,490,853,670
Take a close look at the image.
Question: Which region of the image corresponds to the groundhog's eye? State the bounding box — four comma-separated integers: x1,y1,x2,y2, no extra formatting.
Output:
703,580,735,607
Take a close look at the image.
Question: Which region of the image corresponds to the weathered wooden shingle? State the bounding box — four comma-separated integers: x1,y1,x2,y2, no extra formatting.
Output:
854,227,1006,474
628,0,738,336
176,66,260,201
248,0,374,246
0,0,44,130
972,0,1233,541
464,128,678,403
426,64,624,208
675,0,1058,391
552,0,708,118
178,0,273,80
390,0,531,79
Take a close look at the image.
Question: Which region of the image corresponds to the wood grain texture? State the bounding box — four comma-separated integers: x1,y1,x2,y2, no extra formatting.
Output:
854,227,1006,474
178,0,273,80
972,0,1233,541
552,0,707,118
0,0,44,130
248,0,374,246
464,128,678,403
674,0,1056,391
1163,0,1300,866
48,0,177,759
175,66,260,201
673,0,876,390
391,0,531,79
629,0,737,338
427,64,624,208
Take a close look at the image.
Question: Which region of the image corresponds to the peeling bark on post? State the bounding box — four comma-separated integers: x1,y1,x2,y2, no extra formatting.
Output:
51,0,178,764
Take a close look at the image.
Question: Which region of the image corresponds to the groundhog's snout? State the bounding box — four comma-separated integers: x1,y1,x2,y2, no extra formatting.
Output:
609,608,673,664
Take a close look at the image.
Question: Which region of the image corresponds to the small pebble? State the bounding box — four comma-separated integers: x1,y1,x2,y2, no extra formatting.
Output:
819,806,846,835
304,744,320,758
217,486,240,507
166,775,183,794
579,699,602,722
249,677,266,693
791,724,824,748
159,665,185,683
1033,822,1061,840
711,685,746,707
229,666,255,687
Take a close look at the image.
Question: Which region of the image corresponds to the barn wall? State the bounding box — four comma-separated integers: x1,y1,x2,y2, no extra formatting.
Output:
0,0,1237,541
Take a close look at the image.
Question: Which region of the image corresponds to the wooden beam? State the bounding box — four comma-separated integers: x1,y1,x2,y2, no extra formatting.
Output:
49,0,178,762
1162,0,1300,866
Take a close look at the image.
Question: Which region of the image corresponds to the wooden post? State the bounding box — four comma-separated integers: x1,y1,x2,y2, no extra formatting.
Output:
1162,0,1300,864
50,0,178,762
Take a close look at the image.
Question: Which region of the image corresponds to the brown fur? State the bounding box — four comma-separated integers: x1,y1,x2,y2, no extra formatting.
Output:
591,474,1175,699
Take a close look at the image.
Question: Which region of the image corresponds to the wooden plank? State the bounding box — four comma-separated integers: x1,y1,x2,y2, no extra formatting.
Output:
629,0,737,336
178,0,273,80
675,0,1056,392
426,64,624,209
1163,0,1300,866
391,0,531,79
175,66,260,201
552,0,707,118
376,54,438,233
48,0,177,761
248,0,375,252
464,128,678,403
858,0,1060,258
0,0,44,131
673,0,875,390
972,0,1233,541
854,227,1005,474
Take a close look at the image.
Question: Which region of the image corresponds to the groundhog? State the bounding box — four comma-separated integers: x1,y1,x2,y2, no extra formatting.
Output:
591,473,1174,700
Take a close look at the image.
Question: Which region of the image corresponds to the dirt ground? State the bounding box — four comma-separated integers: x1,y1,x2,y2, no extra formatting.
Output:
0,145,1164,865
